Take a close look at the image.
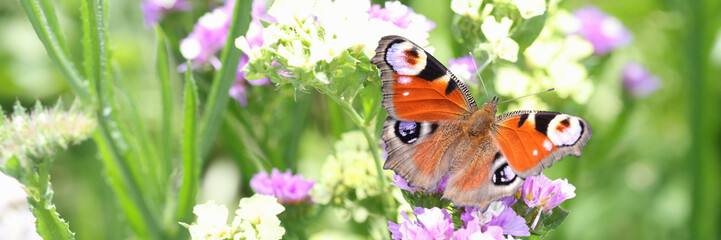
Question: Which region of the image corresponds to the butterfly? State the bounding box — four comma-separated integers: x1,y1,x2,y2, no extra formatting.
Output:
371,35,592,209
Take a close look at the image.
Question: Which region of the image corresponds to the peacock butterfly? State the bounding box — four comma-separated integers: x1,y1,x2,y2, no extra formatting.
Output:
371,35,592,209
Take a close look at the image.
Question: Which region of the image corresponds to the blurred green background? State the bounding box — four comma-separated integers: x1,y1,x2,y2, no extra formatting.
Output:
1,0,719,239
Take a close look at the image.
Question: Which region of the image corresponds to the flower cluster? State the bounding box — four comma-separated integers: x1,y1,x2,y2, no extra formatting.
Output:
0,100,96,163
237,0,434,94
313,131,391,222
388,173,576,238
250,168,315,204
140,0,189,26
183,194,285,240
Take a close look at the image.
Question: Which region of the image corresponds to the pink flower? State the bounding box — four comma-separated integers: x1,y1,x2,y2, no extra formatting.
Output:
521,174,576,212
622,61,660,98
571,5,632,55
460,198,530,237
368,1,435,32
179,0,235,68
448,56,479,84
388,207,454,239
140,0,190,26
250,168,315,204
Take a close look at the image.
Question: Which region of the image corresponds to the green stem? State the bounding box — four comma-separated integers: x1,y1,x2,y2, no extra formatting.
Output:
198,0,252,160
18,0,92,102
155,26,174,179
326,94,387,188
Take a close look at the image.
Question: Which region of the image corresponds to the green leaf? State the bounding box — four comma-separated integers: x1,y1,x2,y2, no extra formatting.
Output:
359,80,382,125
18,0,92,102
511,13,548,52
155,26,174,181
177,63,199,223
198,0,252,160
28,185,76,240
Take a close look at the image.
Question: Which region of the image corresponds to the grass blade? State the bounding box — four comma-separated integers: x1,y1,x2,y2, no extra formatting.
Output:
18,0,92,102
177,63,199,223
198,0,252,160
155,26,174,181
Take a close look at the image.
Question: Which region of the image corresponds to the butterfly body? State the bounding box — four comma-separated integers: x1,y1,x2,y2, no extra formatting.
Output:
372,35,592,209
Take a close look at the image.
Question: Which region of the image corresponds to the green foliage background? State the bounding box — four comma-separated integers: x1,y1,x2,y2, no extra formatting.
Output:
0,0,719,239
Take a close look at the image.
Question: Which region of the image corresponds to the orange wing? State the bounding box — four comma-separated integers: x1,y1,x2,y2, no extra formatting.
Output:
371,35,477,121
495,111,592,177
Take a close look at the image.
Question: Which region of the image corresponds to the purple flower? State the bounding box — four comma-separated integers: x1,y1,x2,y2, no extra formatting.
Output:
520,174,575,222
140,0,190,26
179,0,235,68
368,1,435,32
622,61,661,97
250,168,315,204
571,5,632,55
454,225,505,240
459,198,530,237
388,207,454,240
391,174,449,194
448,56,478,84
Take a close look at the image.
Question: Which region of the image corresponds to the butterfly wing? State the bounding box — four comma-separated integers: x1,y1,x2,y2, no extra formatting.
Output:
371,35,477,121
495,111,592,177
373,35,477,190
442,138,524,209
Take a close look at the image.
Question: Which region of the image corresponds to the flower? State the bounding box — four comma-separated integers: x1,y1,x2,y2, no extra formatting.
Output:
481,16,512,42
179,0,235,68
520,174,576,229
451,0,483,17
459,198,530,237
187,200,234,240
481,16,520,62
513,0,546,19
622,61,661,98
236,194,285,224
570,5,632,55
495,38,520,62
388,207,454,239
250,168,315,204
368,1,436,33
140,0,190,26
448,56,478,84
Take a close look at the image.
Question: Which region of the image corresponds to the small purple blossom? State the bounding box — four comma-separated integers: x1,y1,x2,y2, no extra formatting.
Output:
368,1,435,32
388,207,454,240
622,61,661,97
391,174,449,194
460,198,530,237
521,173,576,212
179,0,235,68
448,56,479,84
250,168,315,204
571,5,632,55
140,0,190,26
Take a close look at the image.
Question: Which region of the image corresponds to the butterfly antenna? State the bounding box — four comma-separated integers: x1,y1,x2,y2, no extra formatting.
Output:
499,88,555,104
469,52,490,101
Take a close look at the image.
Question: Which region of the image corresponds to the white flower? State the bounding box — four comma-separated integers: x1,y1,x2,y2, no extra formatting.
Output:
451,0,483,17
267,0,329,26
188,200,233,240
496,38,520,62
481,16,512,42
255,215,285,240
236,194,285,225
181,38,202,60
513,0,546,19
